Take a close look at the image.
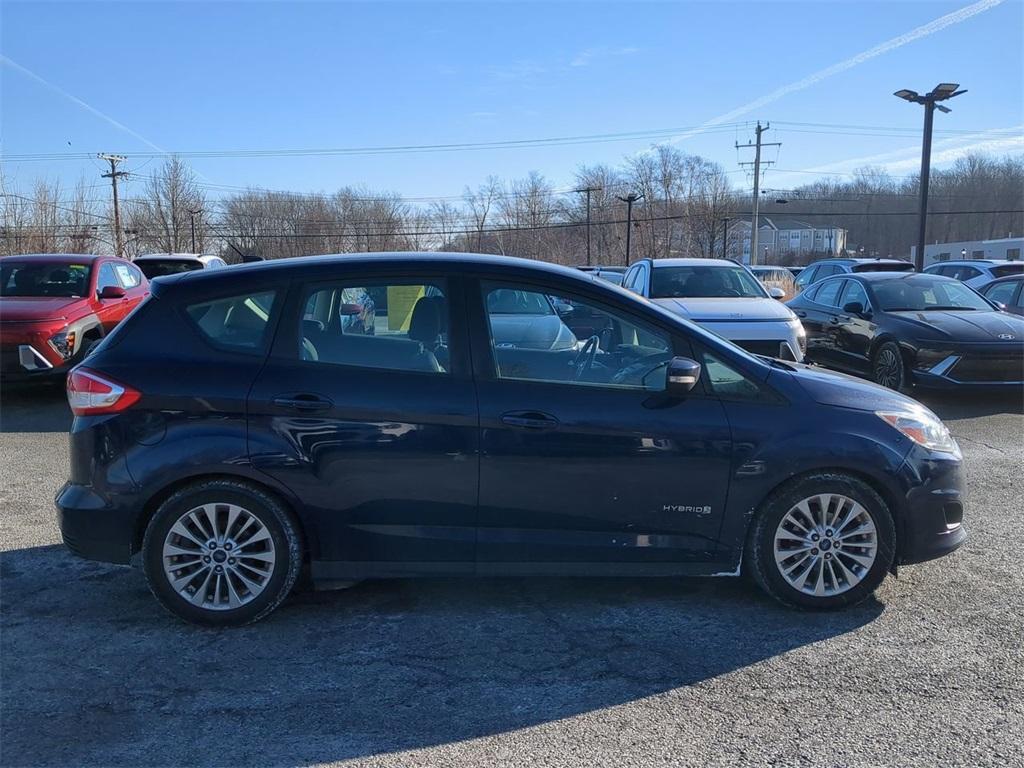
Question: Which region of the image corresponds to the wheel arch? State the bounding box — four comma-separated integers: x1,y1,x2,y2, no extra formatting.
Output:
131,470,314,562
743,465,906,570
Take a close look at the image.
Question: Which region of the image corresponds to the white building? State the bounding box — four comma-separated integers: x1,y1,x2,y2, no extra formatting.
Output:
730,217,846,264
911,236,1023,267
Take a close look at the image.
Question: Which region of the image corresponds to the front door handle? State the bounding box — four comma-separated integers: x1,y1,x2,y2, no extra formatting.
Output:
795,310,807,318
501,411,559,430
272,393,333,412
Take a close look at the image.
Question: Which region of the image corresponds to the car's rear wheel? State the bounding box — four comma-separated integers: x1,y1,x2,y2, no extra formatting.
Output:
142,479,301,626
872,341,907,391
746,472,895,610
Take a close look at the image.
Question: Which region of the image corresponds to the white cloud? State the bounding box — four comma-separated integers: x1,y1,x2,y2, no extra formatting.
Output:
570,46,639,67
666,0,1003,145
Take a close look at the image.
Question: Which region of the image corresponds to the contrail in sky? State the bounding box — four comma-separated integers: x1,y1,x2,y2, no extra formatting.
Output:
1,54,169,156
667,0,1004,145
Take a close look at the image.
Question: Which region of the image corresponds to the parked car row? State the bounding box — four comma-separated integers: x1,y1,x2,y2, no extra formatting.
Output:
53,252,968,626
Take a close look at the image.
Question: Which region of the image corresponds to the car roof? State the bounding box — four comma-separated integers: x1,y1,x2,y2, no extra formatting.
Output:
814,257,912,265
842,271,958,283
0,253,107,262
646,258,740,268
153,252,607,292
134,253,208,262
925,259,1017,267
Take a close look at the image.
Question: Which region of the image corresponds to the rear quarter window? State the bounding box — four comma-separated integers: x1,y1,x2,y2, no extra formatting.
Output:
184,290,278,354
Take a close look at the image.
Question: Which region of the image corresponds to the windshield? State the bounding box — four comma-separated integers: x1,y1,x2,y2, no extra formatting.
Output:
873,277,993,312
135,259,203,278
650,265,767,299
0,262,91,298
991,263,1024,278
486,288,554,315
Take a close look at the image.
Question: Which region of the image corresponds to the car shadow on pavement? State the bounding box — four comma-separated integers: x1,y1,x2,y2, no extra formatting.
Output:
1,544,883,767
917,390,1023,421
0,383,72,433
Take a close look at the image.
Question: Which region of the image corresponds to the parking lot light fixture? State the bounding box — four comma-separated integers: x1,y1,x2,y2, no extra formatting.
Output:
894,82,967,271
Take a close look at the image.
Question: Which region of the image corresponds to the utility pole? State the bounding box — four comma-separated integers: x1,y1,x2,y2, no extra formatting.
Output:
575,186,601,266
617,192,643,266
188,208,203,253
721,217,731,259
736,122,780,266
99,154,128,258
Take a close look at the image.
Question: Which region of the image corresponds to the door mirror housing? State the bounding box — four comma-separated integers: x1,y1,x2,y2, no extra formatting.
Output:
98,285,126,300
768,286,786,300
666,356,701,396
842,301,868,317
552,300,575,319
992,301,1008,312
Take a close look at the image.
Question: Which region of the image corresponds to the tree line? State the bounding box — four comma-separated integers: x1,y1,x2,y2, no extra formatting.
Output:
2,149,1022,265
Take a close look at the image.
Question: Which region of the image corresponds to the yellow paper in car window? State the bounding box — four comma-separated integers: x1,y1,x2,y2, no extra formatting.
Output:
387,285,425,331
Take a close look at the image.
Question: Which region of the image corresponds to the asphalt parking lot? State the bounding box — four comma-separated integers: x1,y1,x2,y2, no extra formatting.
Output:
1,384,1022,768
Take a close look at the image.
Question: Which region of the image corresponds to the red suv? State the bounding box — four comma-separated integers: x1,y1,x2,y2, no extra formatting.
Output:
0,254,149,380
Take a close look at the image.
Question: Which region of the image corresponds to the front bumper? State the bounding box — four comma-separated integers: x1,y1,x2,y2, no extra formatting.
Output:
909,344,1024,389
55,482,134,565
897,449,968,565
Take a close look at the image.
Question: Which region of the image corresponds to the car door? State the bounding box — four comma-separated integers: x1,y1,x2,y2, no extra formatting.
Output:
831,279,876,374
92,261,130,333
799,277,844,366
247,272,479,578
470,276,734,572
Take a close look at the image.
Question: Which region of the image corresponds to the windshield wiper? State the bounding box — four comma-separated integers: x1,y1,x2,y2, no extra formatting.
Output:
923,306,978,311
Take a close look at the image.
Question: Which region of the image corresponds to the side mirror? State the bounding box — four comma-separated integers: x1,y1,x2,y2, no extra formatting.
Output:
842,301,868,317
553,300,574,318
993,301,1008,312
98,285,126,300
666,356,701,396
768,286,786,300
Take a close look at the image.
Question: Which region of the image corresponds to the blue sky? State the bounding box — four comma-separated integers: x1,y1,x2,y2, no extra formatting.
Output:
2,0,1022,205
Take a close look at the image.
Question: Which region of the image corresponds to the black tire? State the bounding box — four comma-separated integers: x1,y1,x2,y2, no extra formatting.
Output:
142,479,302,627
746,472,896,610
872,340,908,392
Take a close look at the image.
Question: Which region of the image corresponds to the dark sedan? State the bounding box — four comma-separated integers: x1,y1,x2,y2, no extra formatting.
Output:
788,272,1024,390
978,275,1024,317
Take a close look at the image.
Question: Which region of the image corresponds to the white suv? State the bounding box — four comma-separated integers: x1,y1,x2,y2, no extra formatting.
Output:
622,258,806,361
923,259,1024,289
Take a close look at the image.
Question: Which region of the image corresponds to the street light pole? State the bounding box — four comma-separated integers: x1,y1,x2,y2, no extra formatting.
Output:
894,83,966,271
188,208,203,253
617,193,643,265
575,186,601,266
721,217,730,259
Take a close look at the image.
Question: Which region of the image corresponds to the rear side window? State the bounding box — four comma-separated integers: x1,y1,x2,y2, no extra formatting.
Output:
114,263,142,288
992,263,1024,278
185,290,277,353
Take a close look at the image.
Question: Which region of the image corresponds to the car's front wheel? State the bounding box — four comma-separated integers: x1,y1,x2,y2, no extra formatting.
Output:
746,472,896,610
142,479,302,626
872,341,907,391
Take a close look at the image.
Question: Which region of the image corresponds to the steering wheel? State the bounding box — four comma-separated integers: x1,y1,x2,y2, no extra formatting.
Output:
572,335,600,381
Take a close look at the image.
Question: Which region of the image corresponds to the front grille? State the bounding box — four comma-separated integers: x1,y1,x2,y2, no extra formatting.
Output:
949,355,1024,383
734,340,783,357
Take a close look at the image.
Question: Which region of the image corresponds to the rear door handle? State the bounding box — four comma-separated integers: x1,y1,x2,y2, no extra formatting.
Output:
272,393,333,412
501,411,559,430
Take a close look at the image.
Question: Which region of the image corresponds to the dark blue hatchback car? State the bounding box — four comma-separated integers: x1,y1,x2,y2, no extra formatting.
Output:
56,253,966,625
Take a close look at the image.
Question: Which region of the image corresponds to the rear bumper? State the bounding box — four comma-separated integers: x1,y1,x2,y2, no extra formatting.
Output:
55,482,134,565
897,450,968,565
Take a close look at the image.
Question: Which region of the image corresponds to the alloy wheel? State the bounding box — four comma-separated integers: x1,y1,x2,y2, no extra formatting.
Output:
874,347,903,389
773,494,878,597
161,503,277,611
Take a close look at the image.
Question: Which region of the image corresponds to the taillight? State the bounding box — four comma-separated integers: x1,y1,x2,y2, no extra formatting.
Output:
66,368,141,416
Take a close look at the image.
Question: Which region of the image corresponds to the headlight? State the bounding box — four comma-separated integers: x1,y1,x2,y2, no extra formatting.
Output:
48,329,76,359
876,409,959,454
787,318,807,353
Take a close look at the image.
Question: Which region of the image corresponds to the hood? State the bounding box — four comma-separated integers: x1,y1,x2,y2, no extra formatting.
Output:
489,314,576,350
784,361,923,412
650,296,795,322
888,309,1024,342
0,296,84,323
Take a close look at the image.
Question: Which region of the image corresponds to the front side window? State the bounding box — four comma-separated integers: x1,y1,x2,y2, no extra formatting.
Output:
0,261,90,297
839,280,869,310
482,282,672,391
983,281,1019,306
97,263,120,293
649,265,767,299
300,280,448,374
185,290,277,352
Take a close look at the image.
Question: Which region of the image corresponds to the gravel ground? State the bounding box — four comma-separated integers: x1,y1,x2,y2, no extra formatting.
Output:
1,384,1022,768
